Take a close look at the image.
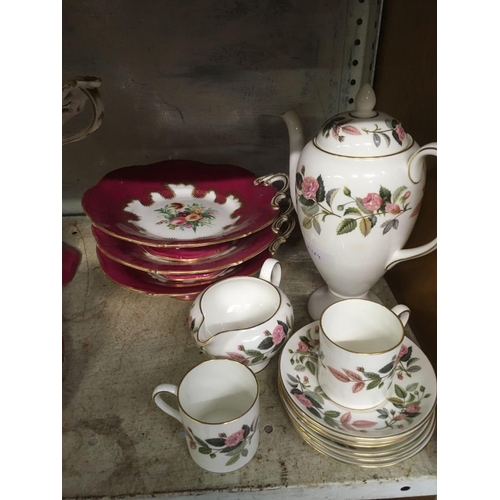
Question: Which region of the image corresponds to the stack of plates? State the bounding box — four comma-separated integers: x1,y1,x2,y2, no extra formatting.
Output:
82,160,294,300
278,321,437,467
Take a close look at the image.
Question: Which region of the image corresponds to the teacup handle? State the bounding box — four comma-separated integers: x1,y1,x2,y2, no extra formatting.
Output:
152,384,182,423
259,258,281,286
391,304,411,327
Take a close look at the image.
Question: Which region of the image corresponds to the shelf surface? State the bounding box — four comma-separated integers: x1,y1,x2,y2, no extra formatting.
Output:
62,216,436,500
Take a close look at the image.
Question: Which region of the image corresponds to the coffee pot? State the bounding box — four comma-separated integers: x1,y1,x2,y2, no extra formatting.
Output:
282,84,437,319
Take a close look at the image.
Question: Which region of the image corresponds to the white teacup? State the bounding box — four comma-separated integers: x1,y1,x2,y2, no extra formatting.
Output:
317,299,410,410
152,359,260,473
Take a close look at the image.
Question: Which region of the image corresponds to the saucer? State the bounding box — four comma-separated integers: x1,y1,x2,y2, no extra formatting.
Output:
82,160,290,247
280,380,435,456
288,410,436,468
279,321,436,441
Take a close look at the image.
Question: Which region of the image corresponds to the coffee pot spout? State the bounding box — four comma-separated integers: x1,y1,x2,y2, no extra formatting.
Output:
281,110,304,211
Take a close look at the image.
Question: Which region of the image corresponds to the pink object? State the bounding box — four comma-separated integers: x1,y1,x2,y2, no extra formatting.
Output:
96,246,273,300
142,241,232,261
91,221,291,276
62,242,81,286
82,160,289,248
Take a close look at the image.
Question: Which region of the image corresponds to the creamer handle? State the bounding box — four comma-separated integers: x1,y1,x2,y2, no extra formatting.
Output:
259,258,282,287
386,142,437,270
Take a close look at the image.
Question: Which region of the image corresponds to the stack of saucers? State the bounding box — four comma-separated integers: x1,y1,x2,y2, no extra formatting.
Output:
278,321,436,467
82,160,294,301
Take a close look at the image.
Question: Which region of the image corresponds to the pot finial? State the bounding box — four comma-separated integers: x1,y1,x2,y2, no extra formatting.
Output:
351,83,377,118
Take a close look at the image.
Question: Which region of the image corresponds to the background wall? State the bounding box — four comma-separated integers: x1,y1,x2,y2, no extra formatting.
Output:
62,0,382,213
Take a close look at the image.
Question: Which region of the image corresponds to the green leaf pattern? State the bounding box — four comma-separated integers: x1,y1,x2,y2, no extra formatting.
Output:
185,416,259,467
296,165,415,237
226,316,294,367
287,340,431,431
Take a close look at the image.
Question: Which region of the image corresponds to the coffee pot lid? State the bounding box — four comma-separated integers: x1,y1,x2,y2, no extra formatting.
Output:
313,84,413,158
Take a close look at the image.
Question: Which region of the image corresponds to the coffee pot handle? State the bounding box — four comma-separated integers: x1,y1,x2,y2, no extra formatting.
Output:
386,143,437,271
152,384,182,423
259,258,282,286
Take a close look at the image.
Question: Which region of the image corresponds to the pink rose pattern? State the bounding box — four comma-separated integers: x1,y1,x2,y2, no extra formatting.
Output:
187,416,259,467
322,114,407,149
362,193,383,211
296,165,416,237
301,177,319,200
289,324,320,376
287,330,431,431
227,317,293,367
189,314,293,369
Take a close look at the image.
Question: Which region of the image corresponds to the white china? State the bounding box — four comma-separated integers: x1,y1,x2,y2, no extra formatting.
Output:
152,359,260,473
281,390,436,457
282,83,437,319
279,321,436,441
317,300,410,409
189,258,294,373
280,384,435,454
286,404,436,468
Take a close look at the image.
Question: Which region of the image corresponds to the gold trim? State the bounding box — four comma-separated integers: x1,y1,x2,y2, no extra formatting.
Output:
407,145,437,184
278,378,434,445
277,373,436,444
84,175,292,248
176,359,260,425
280,386,435,458
86,211,280,248
319,298,406,355
312,137,415,158
93,227,281,276
289,413,435,467
142,243,234,263
195,276,283,347
385,243,437,271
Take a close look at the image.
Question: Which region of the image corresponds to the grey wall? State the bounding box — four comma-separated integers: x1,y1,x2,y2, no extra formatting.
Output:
62,0,382,214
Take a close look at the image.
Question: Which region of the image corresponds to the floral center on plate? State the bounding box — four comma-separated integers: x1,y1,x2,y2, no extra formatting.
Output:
124,184,242,240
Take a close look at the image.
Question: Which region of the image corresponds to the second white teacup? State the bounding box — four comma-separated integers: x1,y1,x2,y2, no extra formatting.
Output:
152,359,260,473
317,299,410,410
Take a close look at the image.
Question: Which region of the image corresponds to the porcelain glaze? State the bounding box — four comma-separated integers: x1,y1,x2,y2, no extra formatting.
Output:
282,84,437,319
189,259,294,372
317,300,410,410
82,160,291,247
152,359,260,473
279,321,437,441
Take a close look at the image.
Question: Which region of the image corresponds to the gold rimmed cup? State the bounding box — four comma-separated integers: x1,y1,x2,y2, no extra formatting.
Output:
152,359,260,473
317,299,411,410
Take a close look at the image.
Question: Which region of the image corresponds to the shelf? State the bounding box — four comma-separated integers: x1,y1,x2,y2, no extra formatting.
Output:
62,216,436,500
